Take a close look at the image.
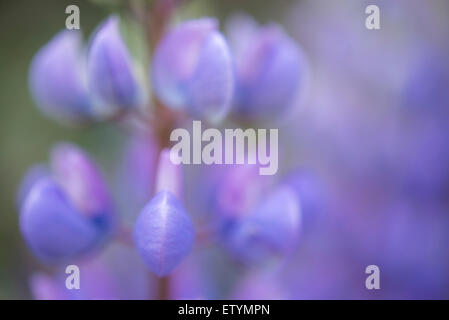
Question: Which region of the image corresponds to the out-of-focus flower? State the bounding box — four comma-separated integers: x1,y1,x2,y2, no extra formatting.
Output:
227,15,306,120
402,50,449,112
134,191,194,276
152,18,233,122
29,30,92,123
226,185,301,263
30,244,152,300
30,273,71,300
212,164,273,219
283,169,326,229
20,178,102,262
230,270,287,299
88,16,148,117
19,143,115,263
169,253,216,299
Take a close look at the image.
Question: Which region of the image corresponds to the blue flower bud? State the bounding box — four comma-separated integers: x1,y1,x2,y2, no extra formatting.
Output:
227,15,306,120
88,16,148,116
226,186,301,262
19,143,115,263
134,191,194,276
152,18,234,122
20,178,101,262
29,30,91,123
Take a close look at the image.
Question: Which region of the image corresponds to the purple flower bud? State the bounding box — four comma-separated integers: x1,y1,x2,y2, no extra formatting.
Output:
134,191,194,276
152,18,233,122
88,16,147,116
227,15,306,120
29,30,91,123
227,186,301,262
19,143,115,263
20,178,101,262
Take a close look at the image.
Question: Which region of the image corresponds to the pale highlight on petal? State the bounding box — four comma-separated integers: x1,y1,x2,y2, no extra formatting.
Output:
152,18,234,122
155,148,183,199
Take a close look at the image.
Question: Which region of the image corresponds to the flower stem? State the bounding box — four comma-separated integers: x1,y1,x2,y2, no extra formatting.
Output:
157,276,170,300
137,0,177,300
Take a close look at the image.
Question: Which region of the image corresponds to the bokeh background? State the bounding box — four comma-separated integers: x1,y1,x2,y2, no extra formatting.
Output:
1,0,448,299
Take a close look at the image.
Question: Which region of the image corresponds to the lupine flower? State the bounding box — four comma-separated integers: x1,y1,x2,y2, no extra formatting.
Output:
227,15,306,120
19,143,115,262
29,30,91,123
226,185,301,263
134,191,194,276
152,18,233,122
18,0,449,300
88,16,148,117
